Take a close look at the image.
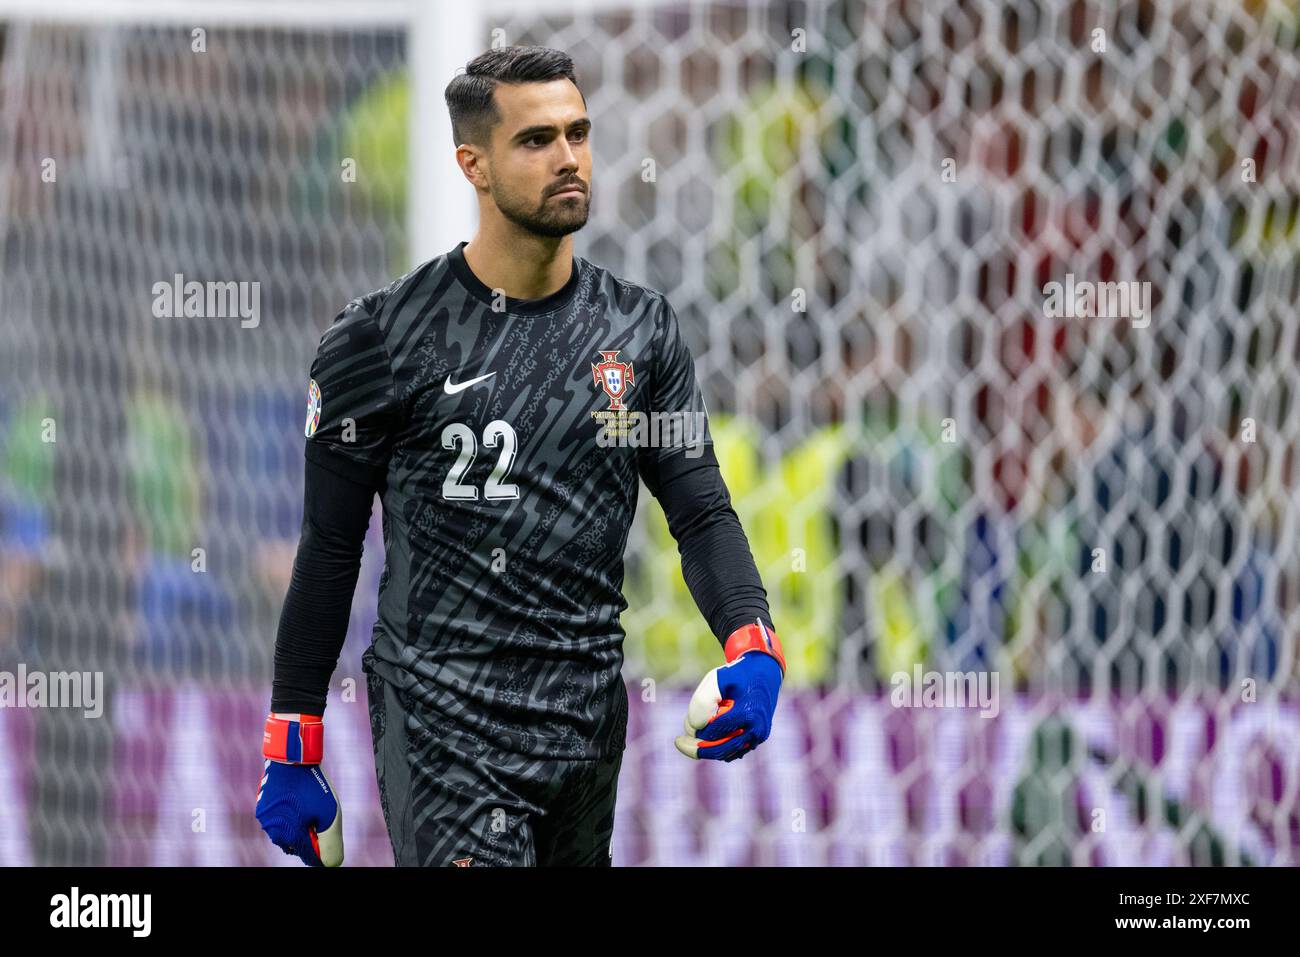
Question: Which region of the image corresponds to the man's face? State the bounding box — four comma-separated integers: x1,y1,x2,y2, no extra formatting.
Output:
482,79,592,238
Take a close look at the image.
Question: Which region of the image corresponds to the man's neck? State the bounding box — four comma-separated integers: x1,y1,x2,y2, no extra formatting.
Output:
462,227,573,301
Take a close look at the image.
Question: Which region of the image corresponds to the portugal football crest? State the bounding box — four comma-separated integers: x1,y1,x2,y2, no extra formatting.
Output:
592,350,635,411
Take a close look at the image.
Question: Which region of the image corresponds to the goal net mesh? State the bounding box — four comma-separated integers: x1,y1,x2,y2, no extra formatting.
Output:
0,0,1297,865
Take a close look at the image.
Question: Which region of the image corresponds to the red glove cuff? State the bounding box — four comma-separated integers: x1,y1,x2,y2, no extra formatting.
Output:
724,619,786,676
263,712,324,765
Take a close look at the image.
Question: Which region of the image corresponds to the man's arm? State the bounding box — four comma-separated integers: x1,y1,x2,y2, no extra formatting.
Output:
639,446,772,643
636,295,785,762
270,456,377,714
256,457,372,867
635,294,774,645
255,297,398,865
272,296,398,710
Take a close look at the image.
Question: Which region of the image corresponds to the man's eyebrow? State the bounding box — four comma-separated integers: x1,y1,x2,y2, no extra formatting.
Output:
512,117,592,141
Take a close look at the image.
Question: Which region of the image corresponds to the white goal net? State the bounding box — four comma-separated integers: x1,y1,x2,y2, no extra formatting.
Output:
0,0,1297,866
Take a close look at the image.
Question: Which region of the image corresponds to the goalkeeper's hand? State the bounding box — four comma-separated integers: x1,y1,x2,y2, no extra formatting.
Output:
675,620,786,762
254,713,344,867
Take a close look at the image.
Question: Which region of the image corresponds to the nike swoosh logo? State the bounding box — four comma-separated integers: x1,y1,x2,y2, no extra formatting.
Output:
443,372,496,395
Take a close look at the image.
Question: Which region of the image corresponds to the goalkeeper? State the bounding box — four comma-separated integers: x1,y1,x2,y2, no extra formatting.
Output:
255,45,785,868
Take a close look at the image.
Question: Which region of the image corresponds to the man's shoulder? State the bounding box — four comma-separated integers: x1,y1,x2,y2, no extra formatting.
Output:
350,253,456,325
578,255,669,319
312,257,445,366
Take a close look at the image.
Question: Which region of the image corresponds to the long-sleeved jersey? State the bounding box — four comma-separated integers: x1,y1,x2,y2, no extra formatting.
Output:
295,241,764,759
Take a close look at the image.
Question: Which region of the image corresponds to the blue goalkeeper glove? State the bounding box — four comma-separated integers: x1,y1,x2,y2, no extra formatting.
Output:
254,712,344,867
675,620,786,761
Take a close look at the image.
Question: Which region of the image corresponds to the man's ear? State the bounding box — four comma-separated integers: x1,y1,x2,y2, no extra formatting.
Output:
455,143,489,190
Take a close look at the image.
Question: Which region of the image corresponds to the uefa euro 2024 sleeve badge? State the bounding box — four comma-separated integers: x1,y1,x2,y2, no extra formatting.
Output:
304,378,322,437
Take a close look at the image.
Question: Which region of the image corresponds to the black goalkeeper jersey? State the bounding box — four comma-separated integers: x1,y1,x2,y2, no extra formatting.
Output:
303,241,712,759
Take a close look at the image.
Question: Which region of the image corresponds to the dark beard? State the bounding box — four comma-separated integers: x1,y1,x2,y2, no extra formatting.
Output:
494,183,592,238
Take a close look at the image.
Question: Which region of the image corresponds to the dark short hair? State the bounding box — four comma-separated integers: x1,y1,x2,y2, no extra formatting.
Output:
444,46,582,148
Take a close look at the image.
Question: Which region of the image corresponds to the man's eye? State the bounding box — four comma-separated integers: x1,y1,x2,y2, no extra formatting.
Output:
570,129,588,143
